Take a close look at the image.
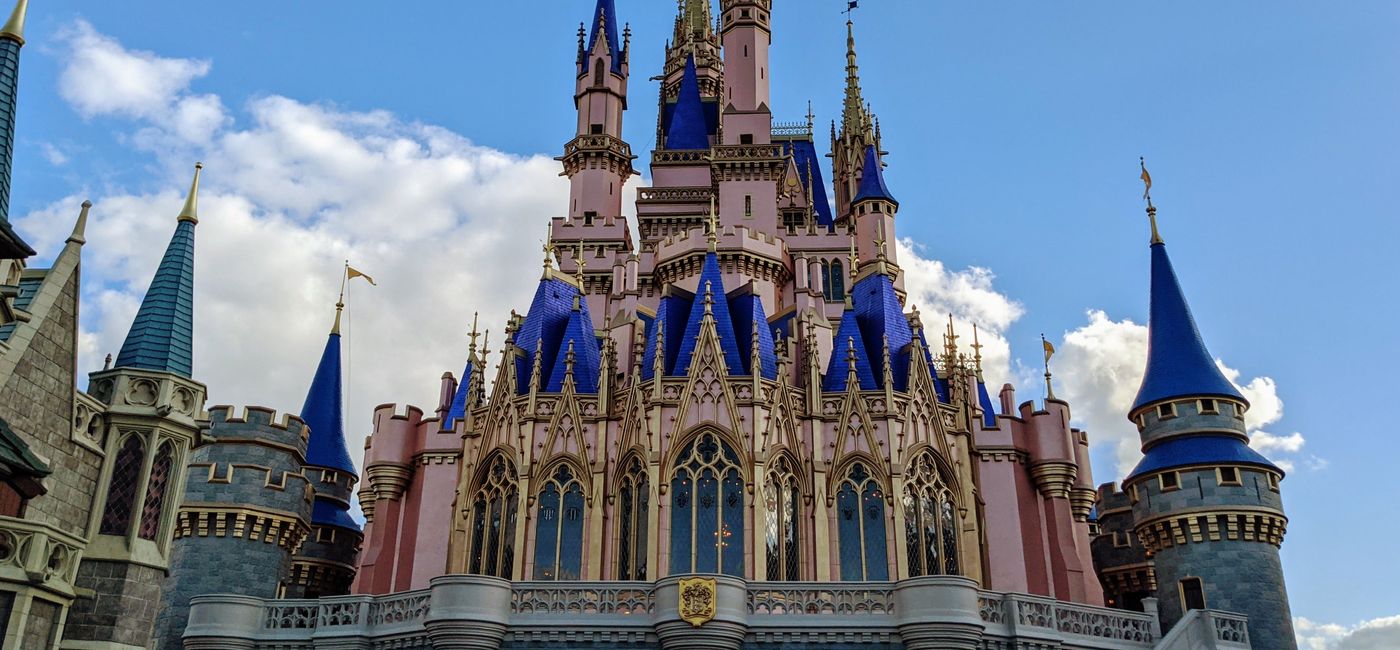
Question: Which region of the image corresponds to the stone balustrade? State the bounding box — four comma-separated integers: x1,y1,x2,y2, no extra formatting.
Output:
183,576,1244,649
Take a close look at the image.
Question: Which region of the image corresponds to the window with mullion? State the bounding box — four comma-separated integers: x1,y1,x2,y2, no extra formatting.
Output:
668,432,744,576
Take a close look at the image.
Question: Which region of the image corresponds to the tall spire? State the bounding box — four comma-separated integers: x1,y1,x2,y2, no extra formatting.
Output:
113,165,202,377
300,302,356,475
1129,207,1245,413
853,144,897,205
587,0,624,71
665,54,709,150
0,0,26,45
0,0,31,258
841,20,870,135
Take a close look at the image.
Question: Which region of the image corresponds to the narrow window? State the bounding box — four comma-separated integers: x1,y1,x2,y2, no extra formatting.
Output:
819,260,832,301
829,259,846,301
902,450,959,577
1198,398,1218,414
764,456,801,580
837,462,889,581
593,59,604,86
745,195,753,217
101,436,146,536
1159,472,1180,491
1217,467,1241,486
533,464,585,580
1179,577,1206,611
1157,403,1176,419
669,432,744,576
590,123,604,135
138,441,175,540
616,457,649,580
740,134,754,145
1266,473,1280,491
467,454,518,579
584,211,597,226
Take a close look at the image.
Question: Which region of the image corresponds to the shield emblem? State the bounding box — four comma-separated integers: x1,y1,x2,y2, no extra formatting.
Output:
678,576,717,627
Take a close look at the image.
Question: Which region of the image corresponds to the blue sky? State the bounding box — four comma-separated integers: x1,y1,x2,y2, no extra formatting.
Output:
7,1,1396,642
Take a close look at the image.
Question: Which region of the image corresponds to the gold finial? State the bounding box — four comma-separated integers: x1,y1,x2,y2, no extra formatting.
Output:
0,0,28,45
944,314,959,361
468,311,481,354
1041,333,1056,400
971,323,984,377
806,100,815,130
177,162,203,223
1140,157,1162,244
573,241,587,286
707,194,719,251
542,222,556,278
847,230,859,279
874,220,888,261
480,330,492,361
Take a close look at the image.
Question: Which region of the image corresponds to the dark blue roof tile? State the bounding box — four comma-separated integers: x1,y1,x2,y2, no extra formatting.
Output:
312,498,362,532
586,0,624,73
114,219,196,377
665,55,710,150
546,305,602,393
1126,434,1280,482
853,144,897,205
674,252,745,375
824,306,877,391
300,332,357,475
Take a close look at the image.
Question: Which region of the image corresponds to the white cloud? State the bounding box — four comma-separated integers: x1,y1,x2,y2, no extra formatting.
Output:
897,237,1024,389
1297,615,1400,649
1052,309,1311,478
39,142,68,166
57,19,227,147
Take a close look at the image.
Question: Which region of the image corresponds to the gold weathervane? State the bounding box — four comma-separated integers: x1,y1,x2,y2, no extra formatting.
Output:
1140,157,1163,245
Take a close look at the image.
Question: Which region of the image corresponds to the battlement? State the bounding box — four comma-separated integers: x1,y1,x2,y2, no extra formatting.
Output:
654,223,787,264
551,213,629,234
205,405,310,457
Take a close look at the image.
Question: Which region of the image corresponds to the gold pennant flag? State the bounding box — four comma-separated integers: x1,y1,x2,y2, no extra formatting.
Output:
1139,159,1153,200
347,266,377,286
1042,338,1055,363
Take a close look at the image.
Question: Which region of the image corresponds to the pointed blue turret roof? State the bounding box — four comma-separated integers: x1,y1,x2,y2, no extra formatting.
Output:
300,326,356,475
976,380,998,428
1130,242,1245,412
546,303,602,393
666,55,709,150
587,0,624,72
824,305,877,391
853,144,897,205
674,252,745,375
783,139,835,227
513,275,585,394
913,327,949,402
444,357,477,429
114,214,196,377
729,291,778,379
852,271,914,390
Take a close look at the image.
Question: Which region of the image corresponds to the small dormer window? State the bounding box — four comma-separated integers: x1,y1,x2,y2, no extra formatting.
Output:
1129,484,1140,504
1266,473,1280,491
1233,402,1246,420
1157,403,1177,420
584,211,597,226
321,469,337,484
1159,471,1180,491
1198,398,1218,414
317,527,336,543
1217,467,1241,486
590,123,604,135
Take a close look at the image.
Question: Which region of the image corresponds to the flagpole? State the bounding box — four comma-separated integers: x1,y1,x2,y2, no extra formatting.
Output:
1041,333,1056,400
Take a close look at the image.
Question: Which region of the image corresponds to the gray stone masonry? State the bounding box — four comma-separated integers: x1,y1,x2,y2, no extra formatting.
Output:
63,559,165,647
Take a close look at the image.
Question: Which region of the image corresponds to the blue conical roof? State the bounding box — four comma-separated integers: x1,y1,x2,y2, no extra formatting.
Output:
443,357,476,429
513,276,585,394
546,304,602,393
675,252,746,375
114,219,196,377
824,305,877,391
977,380,998,428
587,0,624,72
853,144,897,205
852,272,914,390
729,291,778,379
300,331,356,474
666,55,709,150
1130,242,1245,412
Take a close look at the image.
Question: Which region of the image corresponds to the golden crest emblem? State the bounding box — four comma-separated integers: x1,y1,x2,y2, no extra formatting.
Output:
678,576,717,627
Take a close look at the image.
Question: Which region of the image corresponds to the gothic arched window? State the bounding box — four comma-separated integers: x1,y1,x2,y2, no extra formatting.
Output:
616,457,649,580
836,461,889,581
100,435,145,536
669,431,744,576
468,454,519,579
819,260,832,301
593,59,605,87
138,441,175,540
764,456,801,580
829,259,846,301
902,450,960,577
533,464,586,580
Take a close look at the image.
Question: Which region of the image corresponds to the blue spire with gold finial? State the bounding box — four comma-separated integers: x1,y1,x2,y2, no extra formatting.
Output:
1128,167,1244,413
114,164,201,377
299,300,356,475
665,54,709,150
587,0,623,72
853,144,897,205
0,0,33,259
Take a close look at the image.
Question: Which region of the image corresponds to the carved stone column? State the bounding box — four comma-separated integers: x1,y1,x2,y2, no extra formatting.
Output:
893,576,986,650
423,575,513,649
652,575,749,650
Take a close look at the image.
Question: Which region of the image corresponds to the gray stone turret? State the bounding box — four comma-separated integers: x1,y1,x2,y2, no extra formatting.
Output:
153,405,313,650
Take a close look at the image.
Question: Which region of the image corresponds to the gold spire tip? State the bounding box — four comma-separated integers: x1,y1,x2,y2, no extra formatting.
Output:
0,0,28,45
177,162,202,223
331,301,344,335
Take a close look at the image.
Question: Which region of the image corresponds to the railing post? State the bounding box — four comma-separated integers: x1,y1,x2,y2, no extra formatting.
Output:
893,576,986,650
652,575,749,650
423,575,513,649
182,595,265,650
1142,597,1162,639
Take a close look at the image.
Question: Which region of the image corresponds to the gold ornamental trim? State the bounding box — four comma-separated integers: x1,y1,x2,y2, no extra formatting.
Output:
678,576,717,627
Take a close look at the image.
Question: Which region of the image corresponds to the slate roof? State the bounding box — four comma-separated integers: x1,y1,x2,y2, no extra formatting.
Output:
114,219,196,377
587,0,624,73
824,305,877,391
729,291,778,379
0,272,39,342
665,55,710,150
546,304,602,393
1125,434,1280,482
514,276,597,394
977,380,998,428
782,139,835,227
443,357,476,429
299,332,356,475
674,252,746,375
853,144,897,205
311,498,361,532
1130,242,1246,412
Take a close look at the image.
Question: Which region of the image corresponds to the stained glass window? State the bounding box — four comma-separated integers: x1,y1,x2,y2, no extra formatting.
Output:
903,450,960,577
533,464,585,580
138,441,175,540
669,432,744,576
617,457,649,580
468,454,518,579
836,462,888,580
764,456,801,580
829,259,846,301
100,435,145,536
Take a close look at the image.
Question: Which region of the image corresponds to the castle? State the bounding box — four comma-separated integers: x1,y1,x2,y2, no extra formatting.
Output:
0,1,1294,648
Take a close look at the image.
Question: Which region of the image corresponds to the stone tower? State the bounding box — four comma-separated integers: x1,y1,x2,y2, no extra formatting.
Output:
66,165,208,648
153,405,313,649
285,302,362,597
1121,204,1294,648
